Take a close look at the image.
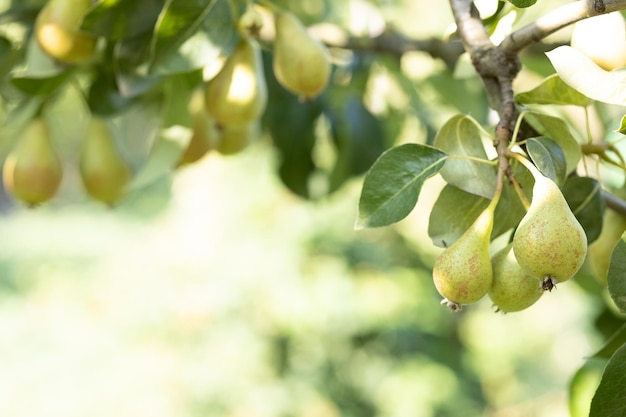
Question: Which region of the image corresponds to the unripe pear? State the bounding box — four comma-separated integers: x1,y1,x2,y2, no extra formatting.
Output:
587,207,626,284
273,11,331,99
216,122,258,155
178,90,220,166
571,12,626,71
204,39,267,126
79,118,131,205
35,0,97,64
489,243,544,313
432,201,497,309
3,118,63,206
238,5,263,38
512,166,587,287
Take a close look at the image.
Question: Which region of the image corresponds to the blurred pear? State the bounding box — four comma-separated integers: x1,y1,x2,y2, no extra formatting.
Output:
217,122,259,156
3,118,63,206
571,12,626,70
587,207,626,284
178,90,220,166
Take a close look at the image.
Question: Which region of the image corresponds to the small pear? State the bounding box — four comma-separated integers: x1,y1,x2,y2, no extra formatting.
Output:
238,5,264,38
512,170,587,287
204,39,267,126
571,12,626,71
216,122,258,155
3,118,63,206
432,201,497,309
35,0,97,64
79,118,132,205
273,11,331,99
587,207,626,284
489,243,544,313
178,90,220,166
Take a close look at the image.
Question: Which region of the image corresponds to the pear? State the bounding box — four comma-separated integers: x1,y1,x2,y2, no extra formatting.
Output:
216,122,258,155
489,243,544,313
204,39,267,126
587,207,626,284
35,0,97,64
273,11,331,99
571,12,626,71
178,90,220,166
512,169,587,287
79,118,132,205
2,118,63,206
237,4,264,38
432,200,497,310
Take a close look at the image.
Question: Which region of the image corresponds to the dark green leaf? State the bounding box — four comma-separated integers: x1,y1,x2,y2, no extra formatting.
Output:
593,325,626,359
82,0,165,41
562,176,604,244
589,343,626,417
524,111,582,173
506,0,537,8
516,74,592,106
608,239,626,313
114,34,161,97
433,114,496,198
10,71,72,95
569,358,606,417
526,137,567,185
88,69,137,116
357,144,447,229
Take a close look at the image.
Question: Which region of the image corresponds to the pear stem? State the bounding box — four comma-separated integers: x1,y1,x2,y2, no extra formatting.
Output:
507,151,543,180
447,155,497,166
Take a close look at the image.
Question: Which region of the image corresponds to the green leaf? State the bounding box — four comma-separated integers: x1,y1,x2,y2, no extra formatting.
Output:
516,74,592,106
618,114,626,135
569,358,606,417
150,0,237,74
10,71,73,95
589,343,626,417
546,46,626,106
523,111,582,174
562,176,604,244
433,114,496,198
608,239,626,313
526,137,567,185
88,69,137,116
82,0,165,41
114,34,162,97
593,325,626,359
356,144,447,229
506,0,537,8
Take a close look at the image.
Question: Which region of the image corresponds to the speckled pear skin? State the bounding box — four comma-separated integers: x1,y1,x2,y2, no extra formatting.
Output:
513,174,587,283
432,204,495,305
489,243,543,313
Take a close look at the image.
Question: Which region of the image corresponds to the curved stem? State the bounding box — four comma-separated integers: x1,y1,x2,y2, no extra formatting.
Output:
447,154,497,165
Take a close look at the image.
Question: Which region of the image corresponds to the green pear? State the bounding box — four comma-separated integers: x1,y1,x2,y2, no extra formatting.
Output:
273,11,331,99
204,39,267,126
178,90,220,166
587,208,626,284
512,171,587,287
489,243,544,313
79,118,132,205
432,201,497,309
216,122,258,155
2,118,63,206
35,0,97,64
237,4,264,38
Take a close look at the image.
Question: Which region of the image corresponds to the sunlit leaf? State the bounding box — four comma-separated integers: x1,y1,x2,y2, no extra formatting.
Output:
562,176,603,244
607,239,626,312
569,358,606,417
433,114,496,198
526,137,567,185
523,111,581,174
593,325,626,359
357,144,447,229
516,74,592,106
546,46,626,106
618,114,626,135
589,343,626,417
82,0,164,40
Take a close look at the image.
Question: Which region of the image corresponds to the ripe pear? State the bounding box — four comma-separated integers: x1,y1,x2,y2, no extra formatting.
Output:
432,201,497,309
79,118,132,205
587,207,626,284
571,12,626,70
2,118,63,206
512,171,587,287
204,39,267,126
489,243,544,313
178,90,220,166
216,122,258,155
35,0,97,64
273,11,331,99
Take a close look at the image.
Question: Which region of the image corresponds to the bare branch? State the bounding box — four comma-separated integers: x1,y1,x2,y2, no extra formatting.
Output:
501,0,626,54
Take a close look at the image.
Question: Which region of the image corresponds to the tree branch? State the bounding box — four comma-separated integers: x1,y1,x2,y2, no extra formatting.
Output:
501,0,626,54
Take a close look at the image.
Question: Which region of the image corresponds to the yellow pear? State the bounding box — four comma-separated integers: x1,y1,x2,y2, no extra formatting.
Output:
178,90,220,166
79,118,132,205
35,0,97,64
489,243,544,313
216,122,258,155
432,199,497,310
273,11,331,99
238,4,264,38
3,118,63,206
587,207,626,284
571,12,626,70
512,169,587,288
204,39,267,126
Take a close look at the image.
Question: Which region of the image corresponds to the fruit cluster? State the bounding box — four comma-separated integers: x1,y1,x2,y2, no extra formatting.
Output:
5,0,332,206
432,154,588,313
